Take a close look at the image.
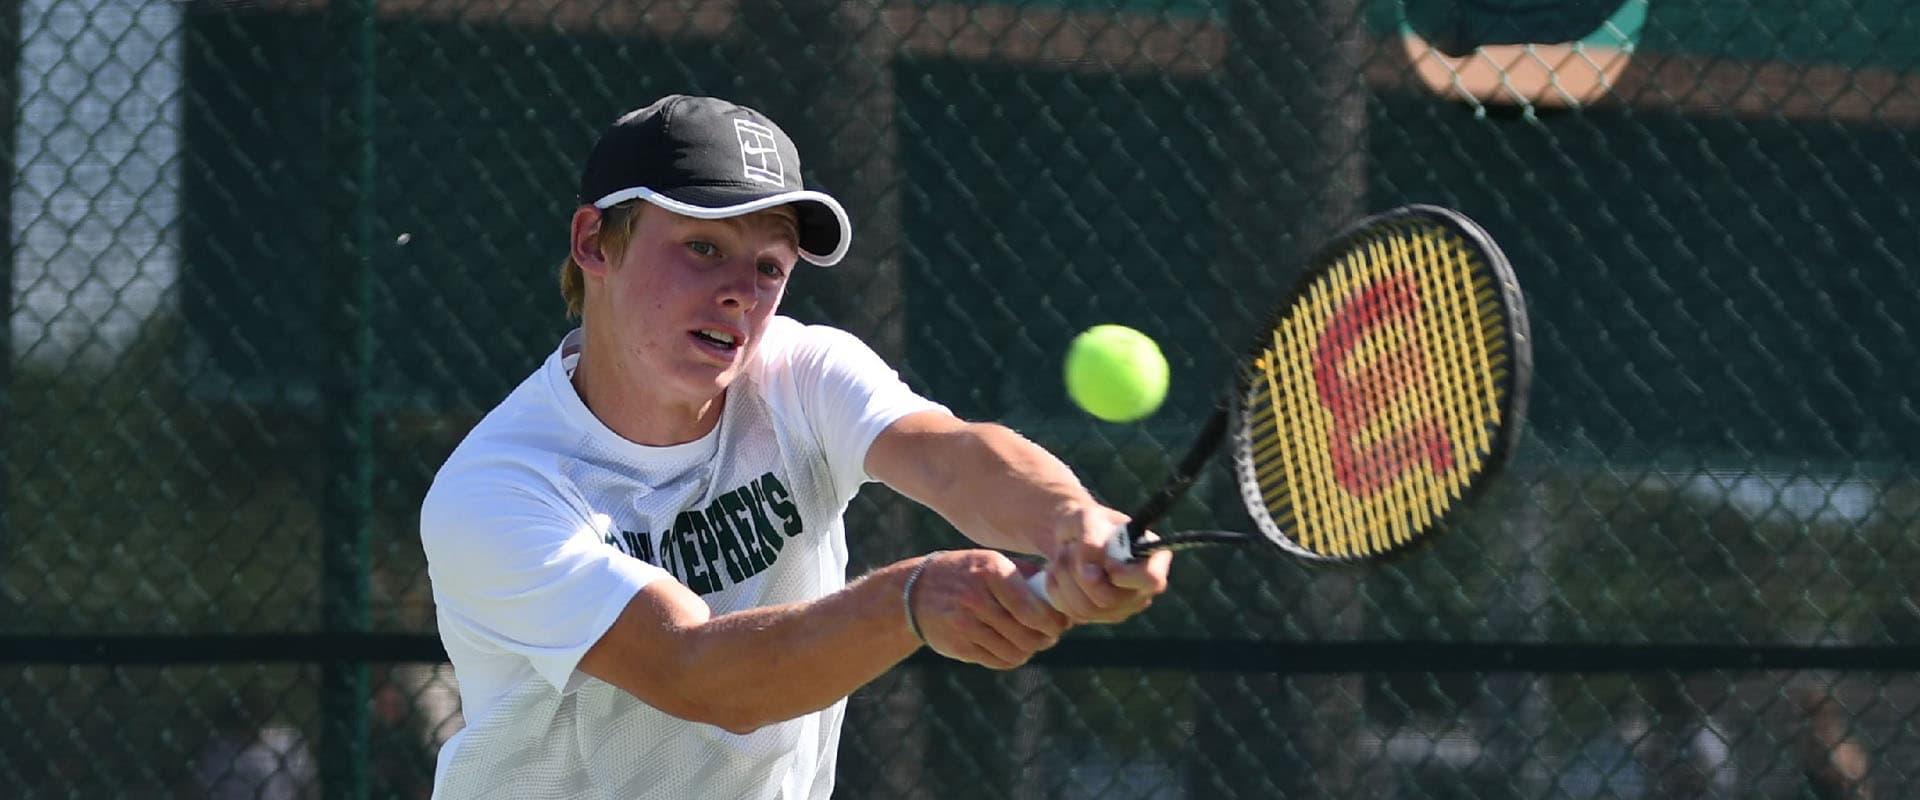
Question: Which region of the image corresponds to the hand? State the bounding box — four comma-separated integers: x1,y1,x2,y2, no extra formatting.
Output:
908,550,1072,669
1035,503,1172,624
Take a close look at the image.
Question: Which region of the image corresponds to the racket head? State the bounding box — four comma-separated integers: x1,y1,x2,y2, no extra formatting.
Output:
1228,204,1531,562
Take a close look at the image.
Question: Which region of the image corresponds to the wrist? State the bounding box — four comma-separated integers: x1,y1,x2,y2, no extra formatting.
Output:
1046,499,1119,550
901,552,943,647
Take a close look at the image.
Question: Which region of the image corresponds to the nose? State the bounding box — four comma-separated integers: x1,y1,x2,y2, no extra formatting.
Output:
716,263,757,310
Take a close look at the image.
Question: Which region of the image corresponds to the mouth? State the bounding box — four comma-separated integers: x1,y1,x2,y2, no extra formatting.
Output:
690,327,744,357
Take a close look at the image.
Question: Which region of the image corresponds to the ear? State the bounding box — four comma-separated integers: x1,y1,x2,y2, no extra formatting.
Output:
571,206,613,277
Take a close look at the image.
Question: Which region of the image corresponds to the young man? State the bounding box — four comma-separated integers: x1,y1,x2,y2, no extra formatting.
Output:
420,94,1172,799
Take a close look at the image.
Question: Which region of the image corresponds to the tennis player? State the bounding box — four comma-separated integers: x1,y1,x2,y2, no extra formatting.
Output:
420,94,1172,799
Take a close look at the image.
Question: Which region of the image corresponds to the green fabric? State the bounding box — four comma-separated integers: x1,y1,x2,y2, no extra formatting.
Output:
1402,0,1643,56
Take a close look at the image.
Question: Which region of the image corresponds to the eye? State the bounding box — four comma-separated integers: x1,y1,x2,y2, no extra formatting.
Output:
757,260,787,279
687,240,719,258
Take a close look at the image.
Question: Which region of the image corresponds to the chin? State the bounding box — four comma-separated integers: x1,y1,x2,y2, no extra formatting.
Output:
672,343,752,398
679,365,739,399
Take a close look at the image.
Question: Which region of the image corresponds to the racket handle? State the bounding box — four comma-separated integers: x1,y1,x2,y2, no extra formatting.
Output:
1026,522,1136,607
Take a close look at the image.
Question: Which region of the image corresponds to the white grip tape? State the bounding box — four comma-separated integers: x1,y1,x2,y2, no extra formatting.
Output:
1026,522,1136,607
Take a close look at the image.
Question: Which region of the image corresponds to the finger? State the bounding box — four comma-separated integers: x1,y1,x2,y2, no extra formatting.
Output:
974,599,1057,653
1146,547,1172,580
1107,548,1172,594
966,621,1030,668
1043,563,1105,623
950,642,1016,671
1093,593,1154,622
1014,558,1073,625
1080,574,1159,624
1083,599,1151,626
989,572,1072,637
1067,557,1130,611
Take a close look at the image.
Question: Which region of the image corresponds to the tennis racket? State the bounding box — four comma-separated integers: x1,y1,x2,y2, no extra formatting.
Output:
1030,204,1530,602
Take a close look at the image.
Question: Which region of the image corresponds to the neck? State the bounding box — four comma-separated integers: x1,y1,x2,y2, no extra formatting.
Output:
571,321,723,446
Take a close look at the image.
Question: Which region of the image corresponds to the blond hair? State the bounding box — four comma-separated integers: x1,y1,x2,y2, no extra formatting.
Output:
558,201,645,319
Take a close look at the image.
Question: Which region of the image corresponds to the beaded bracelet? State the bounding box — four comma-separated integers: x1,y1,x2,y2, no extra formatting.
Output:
902,552,943,645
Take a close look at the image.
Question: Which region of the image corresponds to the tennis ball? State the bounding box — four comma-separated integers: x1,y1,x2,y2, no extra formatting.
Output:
1064,325,1169,423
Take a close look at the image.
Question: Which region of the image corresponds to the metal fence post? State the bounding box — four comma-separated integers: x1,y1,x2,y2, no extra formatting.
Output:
320,0,378,795
735,5,929,796
0,0,19,613
1194,0,1371,794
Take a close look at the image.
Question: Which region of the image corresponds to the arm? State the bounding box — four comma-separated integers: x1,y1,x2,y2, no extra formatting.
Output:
578,558,917,735
579,549,1064,734
864,411,1087,555
424,474,1059,735
865,410,1172,623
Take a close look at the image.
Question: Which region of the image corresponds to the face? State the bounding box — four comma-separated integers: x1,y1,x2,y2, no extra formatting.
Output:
576,203,800,409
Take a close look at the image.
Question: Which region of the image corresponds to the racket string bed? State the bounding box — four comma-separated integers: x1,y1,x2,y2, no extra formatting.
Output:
1230,207,1528,562
1404,226,1479,539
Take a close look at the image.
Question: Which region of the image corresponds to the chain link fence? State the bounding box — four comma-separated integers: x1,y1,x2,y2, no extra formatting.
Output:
5,0,1918,797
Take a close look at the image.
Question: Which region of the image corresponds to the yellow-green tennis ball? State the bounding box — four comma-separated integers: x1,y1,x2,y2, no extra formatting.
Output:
1064,325,1169,423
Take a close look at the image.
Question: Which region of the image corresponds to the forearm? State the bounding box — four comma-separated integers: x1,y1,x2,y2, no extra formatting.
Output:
869,413,1169,625
583,558,922,734
907,422,1096,554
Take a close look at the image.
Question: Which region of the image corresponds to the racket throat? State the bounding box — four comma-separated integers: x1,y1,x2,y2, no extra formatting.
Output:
1126,409,1230,536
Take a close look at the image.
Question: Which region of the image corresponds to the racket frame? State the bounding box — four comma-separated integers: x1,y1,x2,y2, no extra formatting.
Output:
1118,204,1531,560
1223,203,1532,562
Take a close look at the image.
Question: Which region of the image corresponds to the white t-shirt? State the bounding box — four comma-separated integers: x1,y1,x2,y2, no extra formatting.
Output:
421,317,945,800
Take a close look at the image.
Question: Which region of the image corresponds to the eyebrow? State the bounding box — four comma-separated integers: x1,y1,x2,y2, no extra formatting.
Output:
744,213,800,254
760,211,799,240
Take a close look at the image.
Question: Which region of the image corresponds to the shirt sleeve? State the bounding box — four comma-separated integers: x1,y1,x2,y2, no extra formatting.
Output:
420,470,669,692
784,323,949,502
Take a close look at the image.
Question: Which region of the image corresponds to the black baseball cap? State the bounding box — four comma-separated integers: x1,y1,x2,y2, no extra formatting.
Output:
577,95,852,266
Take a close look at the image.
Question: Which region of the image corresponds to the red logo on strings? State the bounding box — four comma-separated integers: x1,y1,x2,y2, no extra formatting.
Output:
1311,273,1455,497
